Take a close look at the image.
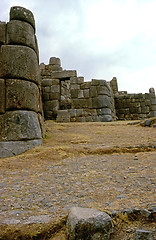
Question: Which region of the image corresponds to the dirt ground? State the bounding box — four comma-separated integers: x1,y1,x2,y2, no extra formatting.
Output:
0,120,156,239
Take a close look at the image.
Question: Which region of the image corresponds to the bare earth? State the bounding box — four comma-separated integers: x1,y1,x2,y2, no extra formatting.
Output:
0,120,156,239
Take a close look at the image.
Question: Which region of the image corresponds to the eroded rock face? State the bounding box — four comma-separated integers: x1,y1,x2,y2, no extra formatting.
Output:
66,207,113,240
0,6,43,158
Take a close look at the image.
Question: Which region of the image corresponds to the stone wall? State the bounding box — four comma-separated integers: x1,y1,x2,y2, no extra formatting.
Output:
41,58,116,122
0,6,43,157
115,88,156,120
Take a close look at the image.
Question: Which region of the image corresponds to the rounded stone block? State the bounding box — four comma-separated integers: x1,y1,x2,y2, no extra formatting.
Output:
10,6,35,30
6,79,39,112
7,20,36,51
0,111,42,141
0,45,40,84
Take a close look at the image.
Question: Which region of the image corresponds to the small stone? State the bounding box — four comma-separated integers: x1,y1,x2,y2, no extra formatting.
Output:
135,229,154,240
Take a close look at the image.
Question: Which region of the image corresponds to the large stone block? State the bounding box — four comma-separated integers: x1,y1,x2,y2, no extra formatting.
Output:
42,79,59,86
66,207,113,240
43,100,59,111
0,79,5,113
0,22,6,44
90,86,97,97
10,6,35,30
83,89,89,98
49,57,61,66
51,85,60,93
71,89,78,98
51,70,77,79
6,79,39,112
92,96,111,109
0,45,40,84
97,86,110,96
7,20,36,51
77,77,84,84
0,111,42,141
71,99,88,109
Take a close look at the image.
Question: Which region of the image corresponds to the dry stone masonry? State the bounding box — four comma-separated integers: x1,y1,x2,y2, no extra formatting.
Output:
40,58,156,122
0,6,43,158
41,58,116,122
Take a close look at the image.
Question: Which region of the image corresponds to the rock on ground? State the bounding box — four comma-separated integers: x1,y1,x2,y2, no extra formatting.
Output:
66,207,113,240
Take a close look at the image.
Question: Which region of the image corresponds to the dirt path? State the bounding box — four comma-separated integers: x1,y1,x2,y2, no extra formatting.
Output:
0,121,156,239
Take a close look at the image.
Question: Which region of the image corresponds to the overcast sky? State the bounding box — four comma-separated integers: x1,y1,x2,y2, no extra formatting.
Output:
1,0,156,93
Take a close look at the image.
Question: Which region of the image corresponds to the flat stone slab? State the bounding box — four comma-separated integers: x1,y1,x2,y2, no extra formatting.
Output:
0,139,42,158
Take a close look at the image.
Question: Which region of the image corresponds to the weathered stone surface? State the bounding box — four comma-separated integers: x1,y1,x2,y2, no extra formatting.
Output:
56,110,70,122
71,99,88,109
6,79,39,112
101,115,112,122
7,20,36,50
43,100,59,111
0,45,40,84
0,139,42,158
10,6,35,30
51,70,77,79
0,111,42,141
0,79,5,113
92,96,111,109
135,230,154,240
66,207,113,240
0,22,6,44
49,57,61,66
84,89,90,98
77,77,84,84
42,79,59,86
97,86,110,96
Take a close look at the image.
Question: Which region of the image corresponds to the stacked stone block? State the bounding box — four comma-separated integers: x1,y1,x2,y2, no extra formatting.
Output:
41,59,115,122
115,90,156,120
70,78,114,122
0,6,43,157
41,58,77,119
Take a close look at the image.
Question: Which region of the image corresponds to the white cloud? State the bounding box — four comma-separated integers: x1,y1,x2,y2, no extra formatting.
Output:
1,0,156,93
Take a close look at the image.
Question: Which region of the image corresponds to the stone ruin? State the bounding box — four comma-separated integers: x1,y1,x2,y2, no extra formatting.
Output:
40,59,156,122
0,6,44,158
40,58,116,122
0,6,156,157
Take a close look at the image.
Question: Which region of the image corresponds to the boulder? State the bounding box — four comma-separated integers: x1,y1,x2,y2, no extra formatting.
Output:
66,207,113,240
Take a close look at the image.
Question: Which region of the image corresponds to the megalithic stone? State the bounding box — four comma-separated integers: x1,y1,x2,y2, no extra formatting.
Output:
0,6,44,158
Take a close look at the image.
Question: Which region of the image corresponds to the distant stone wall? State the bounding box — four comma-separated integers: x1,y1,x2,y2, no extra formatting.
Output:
41,58,116,122
0,6,43,157
115,89,156,120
